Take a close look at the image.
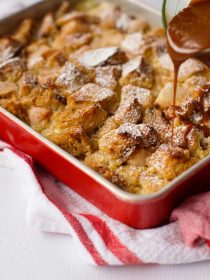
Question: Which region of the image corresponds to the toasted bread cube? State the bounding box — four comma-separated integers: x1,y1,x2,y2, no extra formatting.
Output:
143,107,170,141
53,32,93,52
183,75,207,92
98,123,159,163
150,35,167,57
12,19,33,45
101,4,148,33
127,148,151,167
86,153,142,193
56,11,99,26
95,65,121,90
99,3,123,29
52,102,107,134
37,69,59,89
0,81,17,97
0,98,25,121
79,47,128,67
55,1,70,18
27,45,66,70
28,106,51,125
114,98,142,125
98,129,137,163
139,171,168,194
19,72,38,96
0,37,21,64
117,123,160,148
114,165,142,193
34,88,64,111
121,85,153,109
120,57,153,89
70,83,117,113
41,49,66,67
62,19,90,34
38,13,55,38
85,150,119,173
26,44,50,69
28,106,51,132
164,125,200,152
146,144,197,181
85,151,135,191
121,32,145,54
56,62,90,93
127,18,149,33
0,58,26,82
115,13,134,31
44,125,92,158
91,117,118,149
68,103,107,133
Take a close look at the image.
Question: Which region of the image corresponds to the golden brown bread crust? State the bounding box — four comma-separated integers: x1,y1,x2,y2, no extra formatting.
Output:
0,0,209,194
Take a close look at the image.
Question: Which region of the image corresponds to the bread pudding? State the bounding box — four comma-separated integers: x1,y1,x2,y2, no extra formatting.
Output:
0,0,209,194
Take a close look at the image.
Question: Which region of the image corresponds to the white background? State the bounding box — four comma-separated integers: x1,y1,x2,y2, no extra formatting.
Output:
1,1,210,280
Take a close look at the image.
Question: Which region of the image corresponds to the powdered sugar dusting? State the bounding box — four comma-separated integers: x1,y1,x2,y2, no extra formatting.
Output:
159,144,190,159
117,123,160,147
114,98,142,124
56,62,89,92
122,56,153,84
121,85,152,108
79,47,127,67
122,32,144,54
72,83,115,103
122,57,143,76
179,58,206,79
117,123,142,140
116,13,131,31
95,65,121,89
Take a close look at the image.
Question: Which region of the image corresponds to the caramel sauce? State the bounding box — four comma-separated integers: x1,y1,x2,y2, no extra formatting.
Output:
166,0,210,143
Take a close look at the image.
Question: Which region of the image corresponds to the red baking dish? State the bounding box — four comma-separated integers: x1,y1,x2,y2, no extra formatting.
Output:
0,0,210,229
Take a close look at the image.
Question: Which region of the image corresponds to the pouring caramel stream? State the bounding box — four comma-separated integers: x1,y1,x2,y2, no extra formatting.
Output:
166,0,210,143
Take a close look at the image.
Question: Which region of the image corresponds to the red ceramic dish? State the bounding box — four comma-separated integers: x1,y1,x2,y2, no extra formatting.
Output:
0,0,210,229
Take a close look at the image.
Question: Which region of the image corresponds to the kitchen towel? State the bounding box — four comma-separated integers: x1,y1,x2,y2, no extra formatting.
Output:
0,140,210,266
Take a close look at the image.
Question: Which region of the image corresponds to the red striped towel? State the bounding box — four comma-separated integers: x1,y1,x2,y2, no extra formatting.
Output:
0,139,210,265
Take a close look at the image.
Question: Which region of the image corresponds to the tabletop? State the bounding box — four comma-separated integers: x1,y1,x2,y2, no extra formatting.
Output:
0,1,210,280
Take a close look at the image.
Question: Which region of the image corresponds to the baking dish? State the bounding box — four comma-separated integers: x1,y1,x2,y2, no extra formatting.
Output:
0,0,210,229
